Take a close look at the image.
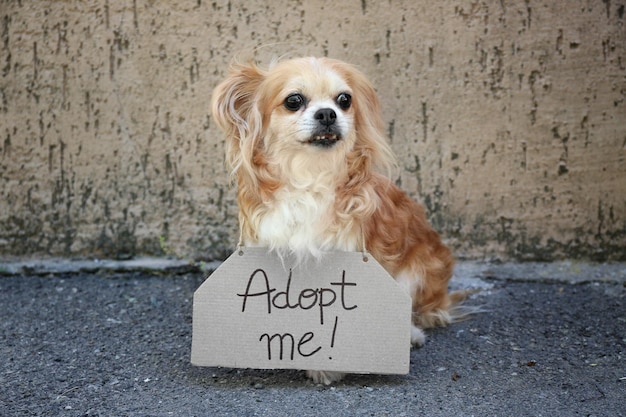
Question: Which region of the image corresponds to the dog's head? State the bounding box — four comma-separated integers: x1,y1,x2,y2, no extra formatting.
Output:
211,57,394,190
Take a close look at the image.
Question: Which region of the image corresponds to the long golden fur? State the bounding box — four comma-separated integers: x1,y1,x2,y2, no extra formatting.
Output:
211,56,464,384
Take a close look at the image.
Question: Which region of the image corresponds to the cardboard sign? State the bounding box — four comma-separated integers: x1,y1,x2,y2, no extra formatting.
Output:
191,247,411,375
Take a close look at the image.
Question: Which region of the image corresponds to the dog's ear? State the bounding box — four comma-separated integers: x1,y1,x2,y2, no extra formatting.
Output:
211,62,265,173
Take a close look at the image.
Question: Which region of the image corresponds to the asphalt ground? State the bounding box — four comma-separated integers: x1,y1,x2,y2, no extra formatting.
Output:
1,260,624,417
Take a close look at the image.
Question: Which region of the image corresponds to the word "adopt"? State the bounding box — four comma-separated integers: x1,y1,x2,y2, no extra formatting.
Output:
237,268,358,325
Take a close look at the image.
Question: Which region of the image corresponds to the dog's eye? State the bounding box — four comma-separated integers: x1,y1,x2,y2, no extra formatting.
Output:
284,93,305,111
336,93,352,110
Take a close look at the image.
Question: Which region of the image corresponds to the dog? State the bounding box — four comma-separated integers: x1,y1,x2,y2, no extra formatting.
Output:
211,56,465,385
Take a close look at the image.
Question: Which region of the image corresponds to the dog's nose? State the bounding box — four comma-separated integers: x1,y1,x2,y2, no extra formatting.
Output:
314,108,336,126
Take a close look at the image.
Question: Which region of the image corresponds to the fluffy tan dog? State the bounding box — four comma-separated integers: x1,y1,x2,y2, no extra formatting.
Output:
211,56,465,384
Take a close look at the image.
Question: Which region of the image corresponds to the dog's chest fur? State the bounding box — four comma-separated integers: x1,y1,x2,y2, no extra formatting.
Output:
255,185,359,257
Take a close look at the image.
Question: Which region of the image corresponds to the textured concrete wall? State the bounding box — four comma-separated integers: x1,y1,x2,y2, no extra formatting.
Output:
1,1,625,261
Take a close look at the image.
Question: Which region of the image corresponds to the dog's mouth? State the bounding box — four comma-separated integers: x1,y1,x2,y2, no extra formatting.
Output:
306,133,342,148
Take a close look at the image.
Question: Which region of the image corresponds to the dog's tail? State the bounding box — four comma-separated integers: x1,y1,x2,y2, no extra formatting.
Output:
414,289,483,330
447,289,484,323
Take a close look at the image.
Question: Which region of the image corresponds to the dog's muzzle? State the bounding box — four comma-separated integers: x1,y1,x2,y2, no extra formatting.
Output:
307,108,342,147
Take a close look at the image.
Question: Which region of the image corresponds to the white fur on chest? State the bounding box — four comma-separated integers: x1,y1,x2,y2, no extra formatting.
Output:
256,187,358,258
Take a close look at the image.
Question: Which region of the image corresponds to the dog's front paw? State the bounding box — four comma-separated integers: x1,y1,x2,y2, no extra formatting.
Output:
306,370,345,385
411,324,426,347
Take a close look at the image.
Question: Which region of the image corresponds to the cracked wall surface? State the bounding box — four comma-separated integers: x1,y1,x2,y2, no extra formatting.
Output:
1,0,625,261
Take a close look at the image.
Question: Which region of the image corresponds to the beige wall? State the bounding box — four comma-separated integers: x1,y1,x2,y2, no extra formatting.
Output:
1,1,625,261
